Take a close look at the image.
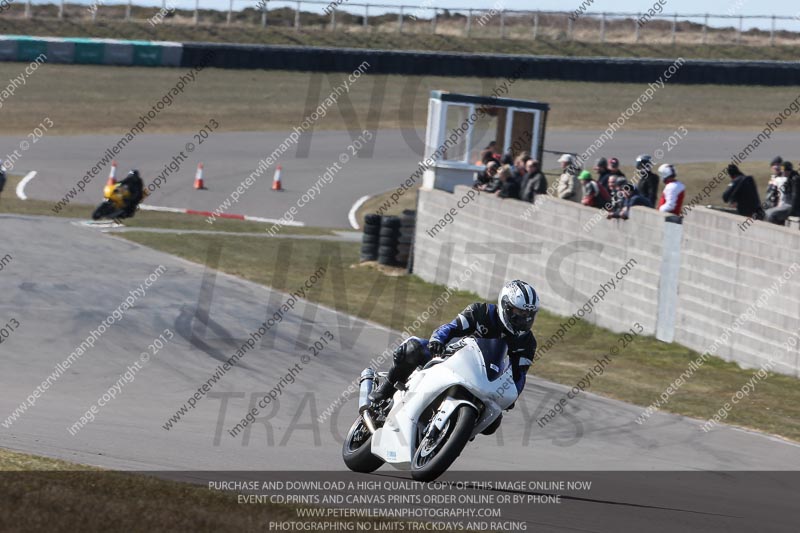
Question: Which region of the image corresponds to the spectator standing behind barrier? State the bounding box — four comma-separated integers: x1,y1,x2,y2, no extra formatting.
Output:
608,181,653,219
0,160,6,200
496,165,520,199
579,170,610,208
557,154,581,203
764,156,783,208
634,154,659,207
608,157,626,179
475,160,500,191
511,152,531,181
520,159,546,203
607,175,626,215
594,157,612,193
765,161,797,225
657,164,685,215
722,164,764,219
480,141,499,165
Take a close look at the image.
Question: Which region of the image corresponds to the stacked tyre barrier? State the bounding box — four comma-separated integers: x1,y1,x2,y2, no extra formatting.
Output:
378,216,402,267
360,212,416,268
397,210,416,267
360,214,381,262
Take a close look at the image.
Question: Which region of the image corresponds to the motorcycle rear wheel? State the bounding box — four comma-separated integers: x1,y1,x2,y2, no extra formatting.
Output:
411,404,477,482
342,416,384,473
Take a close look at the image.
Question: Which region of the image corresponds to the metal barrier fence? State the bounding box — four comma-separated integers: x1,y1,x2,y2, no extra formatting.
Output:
4,1,800,46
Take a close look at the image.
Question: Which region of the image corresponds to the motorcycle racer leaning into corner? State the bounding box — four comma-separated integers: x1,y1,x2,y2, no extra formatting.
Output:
113,169,146,219
369,279,539,433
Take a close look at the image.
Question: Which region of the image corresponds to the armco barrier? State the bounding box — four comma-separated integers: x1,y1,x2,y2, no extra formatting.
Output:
1,37,799,85
413,187,800,378
179,42,800,86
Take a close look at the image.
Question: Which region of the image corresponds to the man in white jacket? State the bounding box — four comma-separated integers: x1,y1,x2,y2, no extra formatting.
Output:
657,163,686,215
557,154,582,203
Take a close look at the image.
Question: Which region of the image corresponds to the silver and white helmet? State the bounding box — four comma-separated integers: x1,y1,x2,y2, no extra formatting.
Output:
497,280,540,336
658,163,676,181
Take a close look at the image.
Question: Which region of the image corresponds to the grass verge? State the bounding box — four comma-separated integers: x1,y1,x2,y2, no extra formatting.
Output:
0,448,399,532
354,184,421,224
3,63,800,135
118,229,800,442
0,175,330,235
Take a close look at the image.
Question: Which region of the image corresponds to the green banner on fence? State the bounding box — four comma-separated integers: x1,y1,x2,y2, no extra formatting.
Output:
1,37,181,67
132,44,163,66
16,39,47,62
73,40,105,64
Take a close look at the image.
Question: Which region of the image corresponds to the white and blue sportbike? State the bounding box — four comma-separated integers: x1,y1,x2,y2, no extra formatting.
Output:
342,337,518,482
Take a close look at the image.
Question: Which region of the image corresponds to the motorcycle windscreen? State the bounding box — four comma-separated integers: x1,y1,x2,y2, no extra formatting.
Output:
472,337,509,381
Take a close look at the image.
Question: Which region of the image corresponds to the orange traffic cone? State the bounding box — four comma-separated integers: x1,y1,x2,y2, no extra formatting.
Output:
106,160,117,186
193,163,206,190
272,165,283,191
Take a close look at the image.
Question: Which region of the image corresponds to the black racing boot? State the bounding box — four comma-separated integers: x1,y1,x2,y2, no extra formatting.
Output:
368,379,396,404
368,365,408,403
368,338,424,404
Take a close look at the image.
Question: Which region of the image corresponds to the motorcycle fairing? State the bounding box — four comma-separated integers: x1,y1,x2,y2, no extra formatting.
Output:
370,337,519,468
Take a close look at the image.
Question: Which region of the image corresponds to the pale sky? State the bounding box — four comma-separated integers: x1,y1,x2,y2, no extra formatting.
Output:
51,0,800,31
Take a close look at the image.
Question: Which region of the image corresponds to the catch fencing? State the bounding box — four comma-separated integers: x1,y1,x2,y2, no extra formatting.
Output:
4,1,800,47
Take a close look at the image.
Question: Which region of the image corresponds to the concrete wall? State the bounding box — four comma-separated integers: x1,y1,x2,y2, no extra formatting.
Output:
413,187,800,378
676,208,800,377
414,186,679,340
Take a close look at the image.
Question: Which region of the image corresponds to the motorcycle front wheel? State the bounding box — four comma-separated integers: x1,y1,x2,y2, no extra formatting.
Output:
411,404,477,482
91,201,117,221
342,416,384,473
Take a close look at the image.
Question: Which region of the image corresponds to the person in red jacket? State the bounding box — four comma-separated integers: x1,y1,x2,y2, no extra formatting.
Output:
657,164,685,215
579,170,610,208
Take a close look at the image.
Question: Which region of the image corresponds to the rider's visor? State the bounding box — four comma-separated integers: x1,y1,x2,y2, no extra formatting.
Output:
508,307,537,319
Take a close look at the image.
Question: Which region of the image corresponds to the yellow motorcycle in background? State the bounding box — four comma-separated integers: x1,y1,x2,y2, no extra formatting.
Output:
91,183,148,221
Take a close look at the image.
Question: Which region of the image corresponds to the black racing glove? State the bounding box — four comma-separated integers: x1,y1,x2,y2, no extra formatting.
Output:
428,339,445,356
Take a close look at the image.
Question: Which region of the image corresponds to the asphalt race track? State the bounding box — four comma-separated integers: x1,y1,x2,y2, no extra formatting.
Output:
1,215,799,531
7,128,800,228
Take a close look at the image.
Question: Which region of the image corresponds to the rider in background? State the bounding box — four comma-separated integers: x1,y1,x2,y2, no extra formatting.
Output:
369,280,540,428
113,169,145,219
